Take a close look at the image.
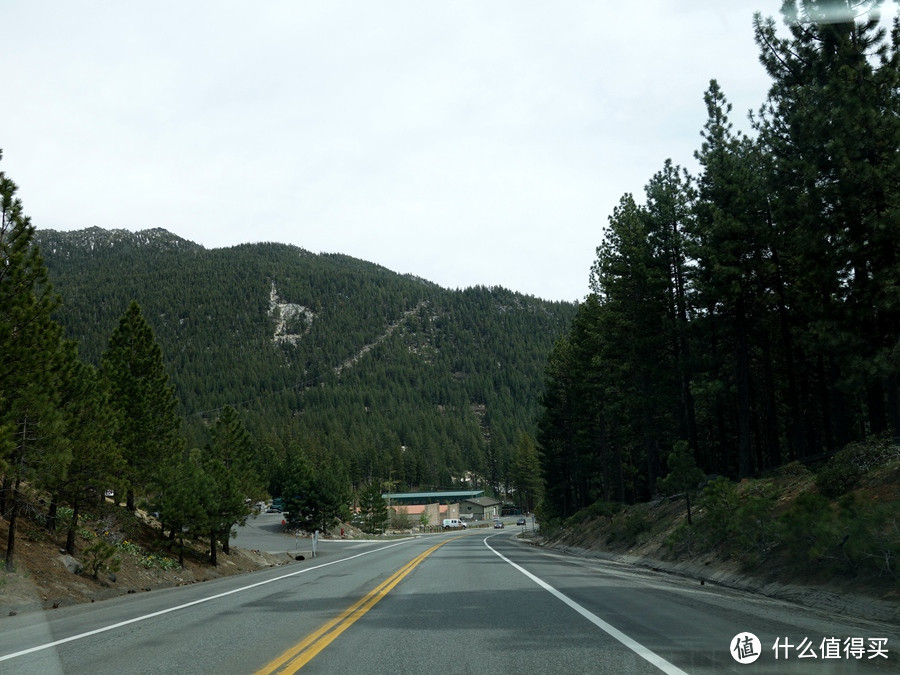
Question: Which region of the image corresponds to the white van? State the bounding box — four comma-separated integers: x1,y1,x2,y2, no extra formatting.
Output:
442,518,467,530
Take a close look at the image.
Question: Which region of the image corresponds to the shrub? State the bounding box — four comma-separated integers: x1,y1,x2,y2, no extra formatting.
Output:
140,553,179,571
816,435,900,498
56,506,75,526
605,507,651,544
778,492,832,561
698,477,739,546
697,477,778,566
774,461,810,477
565,500,622,527
777,491,900,579
83,540,121,579
665,523,696,557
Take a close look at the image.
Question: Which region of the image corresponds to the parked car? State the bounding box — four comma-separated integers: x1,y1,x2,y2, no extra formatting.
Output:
517,517,527,526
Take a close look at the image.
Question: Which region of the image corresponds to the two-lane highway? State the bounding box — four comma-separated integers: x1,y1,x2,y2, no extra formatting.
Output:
1,529,896,673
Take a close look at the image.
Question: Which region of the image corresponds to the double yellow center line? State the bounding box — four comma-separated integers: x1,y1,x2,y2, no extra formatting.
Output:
255,537,458,674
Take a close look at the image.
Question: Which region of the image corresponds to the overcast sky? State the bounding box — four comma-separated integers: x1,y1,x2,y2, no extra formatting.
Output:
4,1,890,302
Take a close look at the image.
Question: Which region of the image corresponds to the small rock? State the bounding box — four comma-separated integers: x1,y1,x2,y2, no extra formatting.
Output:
108,573,117,583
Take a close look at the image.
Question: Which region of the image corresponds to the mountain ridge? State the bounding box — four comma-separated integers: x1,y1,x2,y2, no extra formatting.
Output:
35,227,577,493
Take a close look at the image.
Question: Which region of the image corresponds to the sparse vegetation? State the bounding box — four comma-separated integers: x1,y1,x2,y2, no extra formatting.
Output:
546,450,900,596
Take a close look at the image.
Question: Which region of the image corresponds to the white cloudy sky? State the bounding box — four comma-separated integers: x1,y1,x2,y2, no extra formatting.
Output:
4,1,889,302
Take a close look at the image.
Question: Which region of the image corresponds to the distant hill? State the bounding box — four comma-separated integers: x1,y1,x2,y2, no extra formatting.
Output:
36,227,577,492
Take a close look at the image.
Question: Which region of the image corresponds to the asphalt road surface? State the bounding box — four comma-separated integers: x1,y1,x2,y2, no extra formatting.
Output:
1,528,896,674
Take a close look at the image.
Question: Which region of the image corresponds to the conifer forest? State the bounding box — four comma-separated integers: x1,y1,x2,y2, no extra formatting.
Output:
1,1,898,568
538,3,899,519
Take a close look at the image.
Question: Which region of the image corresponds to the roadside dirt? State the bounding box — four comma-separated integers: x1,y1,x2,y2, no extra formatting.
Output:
535,468,900,624
3,464,898,625
0,505,296,616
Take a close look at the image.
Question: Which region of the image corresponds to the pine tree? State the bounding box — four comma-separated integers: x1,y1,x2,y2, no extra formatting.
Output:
644,160,699,456
156,448,214,566
52,355,125,555
0,154,70,570
691,80,773,477
753,0,900,444
100,300,182,511
509,432,543,513
590,193,674,499
656,441,705,525
357,480,389,533
205,406,263,556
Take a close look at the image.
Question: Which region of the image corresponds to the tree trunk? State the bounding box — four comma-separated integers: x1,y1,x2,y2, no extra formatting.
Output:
5,477,21,572
66,501,81,556
47,498,58,534
759,332,782,469
736,298,753,478
769,229,805,461
209,531,217,566
0,475,10,517
866,381,887,435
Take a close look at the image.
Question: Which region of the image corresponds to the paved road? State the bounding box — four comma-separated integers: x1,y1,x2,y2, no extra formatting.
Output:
1,530,896,674
231,511,309,554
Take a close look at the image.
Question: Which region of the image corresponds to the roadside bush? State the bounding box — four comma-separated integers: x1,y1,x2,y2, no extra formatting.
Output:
565,500,622,528
537,517,563,538
732,484,780,566
773,461,810,477
83,540,121,579
777,492,834,565
140,552,179,571
56,506,75,527
697,477,739,546
606,506,651,544
777,492,900,580
696,477,778,566
816,435,899,498
665,523,696,557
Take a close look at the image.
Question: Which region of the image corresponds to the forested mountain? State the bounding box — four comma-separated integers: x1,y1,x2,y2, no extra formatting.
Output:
35,226,576,494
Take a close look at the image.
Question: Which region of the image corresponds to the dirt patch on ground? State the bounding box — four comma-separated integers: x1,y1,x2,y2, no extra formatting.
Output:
0,504,295,616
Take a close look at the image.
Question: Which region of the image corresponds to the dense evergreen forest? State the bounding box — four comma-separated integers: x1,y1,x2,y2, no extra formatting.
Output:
2,176,573,567
35,227,575,493
538,1,900,519
4,0,898,571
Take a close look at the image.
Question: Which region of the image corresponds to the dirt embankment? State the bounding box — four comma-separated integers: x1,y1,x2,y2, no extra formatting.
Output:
0,505,295,615
536,465,900,625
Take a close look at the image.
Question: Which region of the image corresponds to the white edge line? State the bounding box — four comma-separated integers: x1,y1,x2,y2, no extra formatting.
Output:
0,539,414,663
484,535,689,675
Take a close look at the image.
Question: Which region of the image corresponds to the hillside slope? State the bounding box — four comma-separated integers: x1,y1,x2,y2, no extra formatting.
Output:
36,227,577,490
540,454,900,623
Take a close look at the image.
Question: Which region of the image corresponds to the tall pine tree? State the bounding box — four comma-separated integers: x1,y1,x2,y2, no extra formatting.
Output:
0,153,70,571
100,300,182,511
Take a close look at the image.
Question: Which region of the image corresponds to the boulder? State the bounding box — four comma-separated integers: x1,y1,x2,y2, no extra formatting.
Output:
59,554,83,576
